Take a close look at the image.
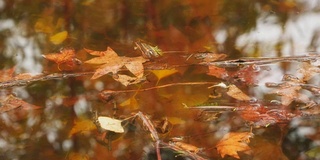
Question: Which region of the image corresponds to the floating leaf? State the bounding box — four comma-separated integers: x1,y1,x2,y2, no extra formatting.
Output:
69,118,97,137
43,48,82,71
97,116,124,133
85,47,148,83
226,84,251,101
216,132,254,159
0,95,42,113
50,30,68,44
119,96,139,110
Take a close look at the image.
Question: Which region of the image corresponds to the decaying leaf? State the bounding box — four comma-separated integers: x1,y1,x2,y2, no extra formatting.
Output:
226,84,251,101
207,65,228,79
97,116,124,133
43,48,82,71
69,118,97,137
216,132,254,159
299,62,320,81
195,53,227,63
119,96,139,110
113,74,145,86
84,47,148,84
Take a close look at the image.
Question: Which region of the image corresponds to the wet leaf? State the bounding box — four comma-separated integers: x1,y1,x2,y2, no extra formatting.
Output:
43,48,81,71
97,116,124,133
150,69,178,84
50,30,68,44
226,84,251,101
113,74,145,86
0,67,15,82
306,146,320,159
0,95,41,113
207,65,228,79
216,132,254,159
69,118,97,137
299,62,320,81
196,53,227,62
84,47,148,80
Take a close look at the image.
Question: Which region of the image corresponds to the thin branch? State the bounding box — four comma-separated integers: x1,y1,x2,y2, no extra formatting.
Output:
101,82,218,95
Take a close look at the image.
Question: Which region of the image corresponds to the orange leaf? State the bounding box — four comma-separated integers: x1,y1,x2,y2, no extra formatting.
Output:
69,118,97,137
207,65,228,79
43,48,81,71
84,47,148,81
216,132,254,159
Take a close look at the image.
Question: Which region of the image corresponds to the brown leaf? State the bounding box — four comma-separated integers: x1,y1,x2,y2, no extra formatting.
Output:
227,85,251,101
113,74,145,86
0,95,41,113
299,62,320,81
216,132,254,159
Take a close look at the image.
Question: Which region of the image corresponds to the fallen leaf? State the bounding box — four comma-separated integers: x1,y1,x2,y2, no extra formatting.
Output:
226,84,251,101
216,132,254,159
299,62,320,81
113,74,145,86
195,53,227,62
43,48,82,71
0,95,41,113
50,30,68,44
97,116,124,133
85,47,148,82
69,118,97,137
150,69,179,84
207,65,228,79
0,67,15,82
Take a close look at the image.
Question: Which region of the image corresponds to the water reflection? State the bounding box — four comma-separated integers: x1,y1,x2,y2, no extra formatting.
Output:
0,0,320,159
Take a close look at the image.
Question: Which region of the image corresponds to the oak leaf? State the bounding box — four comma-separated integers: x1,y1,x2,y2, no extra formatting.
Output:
216,132,254,159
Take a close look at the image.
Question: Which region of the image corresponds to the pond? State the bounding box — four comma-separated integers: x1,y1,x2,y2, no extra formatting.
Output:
0,0,320,160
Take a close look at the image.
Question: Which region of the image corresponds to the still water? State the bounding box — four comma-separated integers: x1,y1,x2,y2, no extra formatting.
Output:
0,0,320,159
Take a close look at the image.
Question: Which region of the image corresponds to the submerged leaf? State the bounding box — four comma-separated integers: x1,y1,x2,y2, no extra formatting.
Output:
69,118,97,137
43,48,81,71
150,69,178,84
50,31,68,44
216,132,253,159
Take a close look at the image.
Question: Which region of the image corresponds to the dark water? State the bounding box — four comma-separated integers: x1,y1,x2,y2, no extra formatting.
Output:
0,0,320,159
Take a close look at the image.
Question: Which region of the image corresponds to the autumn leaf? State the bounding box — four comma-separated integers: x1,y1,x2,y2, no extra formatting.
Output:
69,118,97,137
150,69,179,84
50,30,68,45
119,96,139,110
216,132,254,159
227,84,251,101
97,116,124,133
67,152,89,160
299,62,320,81
0,67,15,82
43,48,82,71
0,95,42,113
84,47,148,84
207,65,228,79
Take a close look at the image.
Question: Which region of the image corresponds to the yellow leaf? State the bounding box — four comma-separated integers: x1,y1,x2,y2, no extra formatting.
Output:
50,31,68,45
68,152,89,160
34,17,54,33
69,118,97,137
119,96,139,110
150,69,178,84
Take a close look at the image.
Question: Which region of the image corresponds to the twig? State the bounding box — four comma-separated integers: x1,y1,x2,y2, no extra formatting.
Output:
0,72,94,89
101,82,218,96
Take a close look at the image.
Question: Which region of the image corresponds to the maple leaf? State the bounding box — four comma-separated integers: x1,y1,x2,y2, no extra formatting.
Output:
43,48,82,71
84,47,148,85
216,132,254,159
